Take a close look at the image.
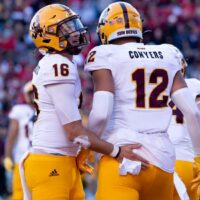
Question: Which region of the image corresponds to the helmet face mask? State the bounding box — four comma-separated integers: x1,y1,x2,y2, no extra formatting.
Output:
29,4,89,55
57,17,89,55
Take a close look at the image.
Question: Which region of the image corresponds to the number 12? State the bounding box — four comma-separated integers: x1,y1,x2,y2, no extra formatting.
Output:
132,68,169,108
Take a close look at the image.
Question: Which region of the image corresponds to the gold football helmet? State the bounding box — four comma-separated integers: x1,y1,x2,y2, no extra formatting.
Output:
29,4,89,55
97,2,143,44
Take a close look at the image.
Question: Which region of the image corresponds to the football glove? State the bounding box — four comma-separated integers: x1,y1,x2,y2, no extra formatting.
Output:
191,157,200,192
76,149,94,175
3,157,14,172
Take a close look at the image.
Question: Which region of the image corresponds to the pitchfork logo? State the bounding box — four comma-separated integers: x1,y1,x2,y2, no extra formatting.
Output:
99,7,110,26
31,15,43,39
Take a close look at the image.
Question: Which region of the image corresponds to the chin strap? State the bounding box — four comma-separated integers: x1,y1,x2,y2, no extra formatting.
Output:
142,29,152,36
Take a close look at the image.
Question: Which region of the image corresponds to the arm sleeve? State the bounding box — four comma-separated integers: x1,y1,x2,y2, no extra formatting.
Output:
45,83,81,125
87,91,114,137
171,87,200,155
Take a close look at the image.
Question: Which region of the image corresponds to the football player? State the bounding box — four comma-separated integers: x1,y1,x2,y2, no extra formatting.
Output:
84,2,200,200
4,81,34,200
168,57,200,200
23,4,149,200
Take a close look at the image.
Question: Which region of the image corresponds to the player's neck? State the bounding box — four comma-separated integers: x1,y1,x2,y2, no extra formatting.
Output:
60,52,73,61
111,38,140,45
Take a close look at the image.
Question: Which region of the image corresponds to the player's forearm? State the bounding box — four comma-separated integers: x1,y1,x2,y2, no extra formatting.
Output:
185,113,200,155
4,134,15,171
5,122,18,158
5,143,13,158
5,129,18,158
80,127,113,155
5,137,15,158
64,120,117,156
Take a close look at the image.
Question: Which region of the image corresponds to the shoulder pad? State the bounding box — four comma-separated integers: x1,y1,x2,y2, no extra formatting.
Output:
9,105,24,120
39,54,77,86
85,45,112,72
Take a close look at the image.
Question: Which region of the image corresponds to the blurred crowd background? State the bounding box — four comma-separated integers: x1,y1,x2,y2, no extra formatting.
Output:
0,0,199,199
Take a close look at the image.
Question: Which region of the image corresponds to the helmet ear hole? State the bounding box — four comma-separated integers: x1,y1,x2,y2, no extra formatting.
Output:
59,41,67,48
43,39,50,43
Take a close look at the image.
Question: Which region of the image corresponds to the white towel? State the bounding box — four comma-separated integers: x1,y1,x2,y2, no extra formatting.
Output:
174,172,189,200
19,151,32,200
119,158,141,176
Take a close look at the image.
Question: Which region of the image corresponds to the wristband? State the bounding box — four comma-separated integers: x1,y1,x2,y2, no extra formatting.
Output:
110,145,120,157
114,146,121,158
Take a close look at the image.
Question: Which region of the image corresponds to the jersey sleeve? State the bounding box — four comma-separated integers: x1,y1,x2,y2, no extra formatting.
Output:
192,79,200,98
162,44,183,71
40,54,77,86
8,106,21,120
45,83,81,125
84,45,113,72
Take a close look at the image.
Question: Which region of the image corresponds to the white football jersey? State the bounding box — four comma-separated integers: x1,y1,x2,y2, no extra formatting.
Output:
168,78,200,161
9,104,34,163
32,54,81,156
85,43,182,172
